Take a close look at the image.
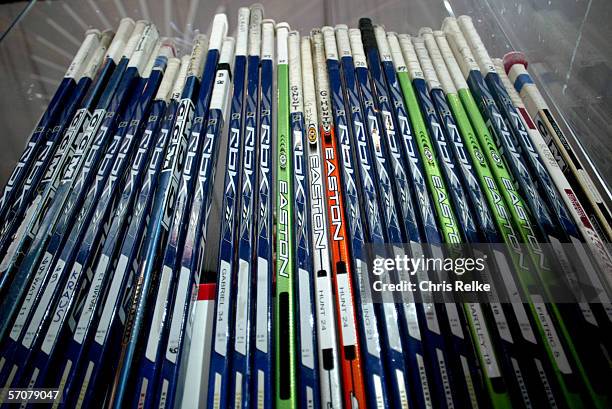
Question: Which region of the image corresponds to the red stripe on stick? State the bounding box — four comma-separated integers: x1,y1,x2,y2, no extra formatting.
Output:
197,283,216,300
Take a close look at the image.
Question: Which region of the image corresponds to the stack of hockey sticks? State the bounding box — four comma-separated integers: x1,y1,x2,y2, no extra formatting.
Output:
0,10,235,408
0,4,610,409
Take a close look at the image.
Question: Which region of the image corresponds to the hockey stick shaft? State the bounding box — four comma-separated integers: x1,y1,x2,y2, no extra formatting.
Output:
288,29,321,409
300,34,343,409
274,21,298,409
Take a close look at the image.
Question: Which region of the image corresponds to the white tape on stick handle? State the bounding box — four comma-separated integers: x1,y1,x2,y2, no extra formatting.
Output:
220,36,235,66
420,28,456,95
65,29,101,79
172,55,191,100
335,24,351,58
261,19,275,60
433,31,469,92
106,18,135,62
412,36,441,91
235,7,250,57
373,25,392,62
397,34,424,81
441,17,479,79
457,15,496,75
248,4,263,57
128,23,159,73
348,28,367,68
386,32,407,73
81,31,113,80
187,34,207,79
156,57,181,102
288,30,303,114
276,22,290,65
209,13,229,51
321,26,338,61
123,20,148,60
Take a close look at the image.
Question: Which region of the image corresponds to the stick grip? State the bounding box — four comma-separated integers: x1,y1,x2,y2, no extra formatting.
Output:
348,28,367,68
261,19,275,60
65,29,101,79
335,25,351,58
248,4,264,57
413,36,441,90
398,34,424,80
441,17,479,78
386,32,407,72
106,17,135,62
301,36,319,139
235,7,250,57
358,18,376,52
123,20,148,60
457,15,496,75
276,22,290,64
373,25,392,62
188,34,208,79
209,13,229,51
220,36,235,66
420,28,456,95
156,57,181,102
128,22,160,73
172,55,191,99
322,26,338,61
433,31,469,92
81,30,114,80
288,31,303,114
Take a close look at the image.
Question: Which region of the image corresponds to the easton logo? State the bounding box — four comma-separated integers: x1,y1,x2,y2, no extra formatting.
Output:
278,180,290,278
309,154,326,250
325,148,342,241
423,146,434,164
307,124,317,144
474,147,486,165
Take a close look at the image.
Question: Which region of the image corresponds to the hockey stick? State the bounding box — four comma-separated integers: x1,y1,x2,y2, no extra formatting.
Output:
504,52,612,243
361,20,481,408
107,14,226,408
250,17,276,409
55,55,186,409
0,19,135,304
443,18,606,408
0,29,101,225
1,34,164,390
156,36,233,409
314,26,368,409
287,29,321,409
274,21,298,409
301,34,343,409
418,28,565,407
0,22,157,387
71,35,206,408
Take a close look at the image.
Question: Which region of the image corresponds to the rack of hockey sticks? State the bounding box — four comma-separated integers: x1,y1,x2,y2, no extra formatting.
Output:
0,4,610,409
